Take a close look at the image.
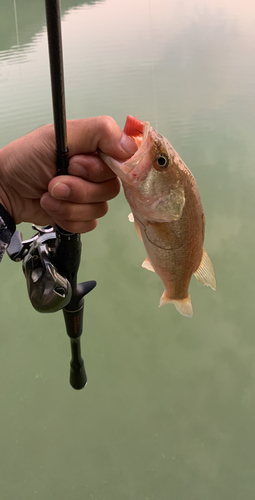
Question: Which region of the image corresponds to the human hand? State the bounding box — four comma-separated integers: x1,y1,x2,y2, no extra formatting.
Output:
0,117,137,233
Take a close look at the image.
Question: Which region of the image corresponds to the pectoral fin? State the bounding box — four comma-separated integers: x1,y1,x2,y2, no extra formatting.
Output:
194,248,216,290
134,219,143,241
128,212,143,242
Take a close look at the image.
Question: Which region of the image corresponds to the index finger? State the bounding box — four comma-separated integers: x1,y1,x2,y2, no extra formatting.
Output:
68,154,117,182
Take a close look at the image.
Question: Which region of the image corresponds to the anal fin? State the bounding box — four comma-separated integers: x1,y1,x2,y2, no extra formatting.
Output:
129,212,143,241
134,219,143,241
194,247,216,290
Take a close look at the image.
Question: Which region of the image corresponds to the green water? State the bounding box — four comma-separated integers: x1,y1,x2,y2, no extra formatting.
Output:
1,0,255,498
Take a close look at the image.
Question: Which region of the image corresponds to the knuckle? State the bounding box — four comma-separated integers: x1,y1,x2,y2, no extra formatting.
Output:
55,202,76,220
61,219,97,234
97,202,108,218
101,115,118,136
83,220,98,233
105,178,121,199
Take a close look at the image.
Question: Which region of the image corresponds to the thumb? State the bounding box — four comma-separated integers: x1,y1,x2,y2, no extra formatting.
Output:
66,116,137,160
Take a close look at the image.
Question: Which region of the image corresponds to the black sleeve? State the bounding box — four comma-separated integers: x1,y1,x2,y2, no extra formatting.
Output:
0,204,16,262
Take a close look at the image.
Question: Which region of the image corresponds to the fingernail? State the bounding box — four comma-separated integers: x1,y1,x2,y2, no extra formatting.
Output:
41,194,60,212
120,133,137,154
51,182,70,198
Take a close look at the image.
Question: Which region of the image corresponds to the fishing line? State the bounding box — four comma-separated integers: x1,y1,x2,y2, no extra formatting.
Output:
13,0,23,95
13,0,20,49
147,0,159,130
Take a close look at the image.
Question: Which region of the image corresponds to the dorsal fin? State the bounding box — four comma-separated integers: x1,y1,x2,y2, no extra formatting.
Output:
194,248,216,290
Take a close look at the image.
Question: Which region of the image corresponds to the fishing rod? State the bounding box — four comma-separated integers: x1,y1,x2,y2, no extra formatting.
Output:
7,0,96,390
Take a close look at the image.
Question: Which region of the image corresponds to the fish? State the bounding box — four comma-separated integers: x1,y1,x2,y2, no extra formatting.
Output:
99,115,216,317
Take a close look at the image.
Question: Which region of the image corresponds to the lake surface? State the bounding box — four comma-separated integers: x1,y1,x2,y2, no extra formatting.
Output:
1,0,255,498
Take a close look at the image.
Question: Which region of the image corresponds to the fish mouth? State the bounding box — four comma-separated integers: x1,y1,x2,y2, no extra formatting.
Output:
98,119,153,184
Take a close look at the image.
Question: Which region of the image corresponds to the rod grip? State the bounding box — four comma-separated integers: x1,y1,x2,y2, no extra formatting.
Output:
69,338,87,390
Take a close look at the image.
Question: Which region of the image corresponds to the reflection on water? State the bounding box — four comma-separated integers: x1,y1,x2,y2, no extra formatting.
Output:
0,0,255,499
0,0,97,51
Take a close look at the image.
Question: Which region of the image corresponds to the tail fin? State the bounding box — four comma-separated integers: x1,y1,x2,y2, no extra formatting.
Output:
159,292,193,318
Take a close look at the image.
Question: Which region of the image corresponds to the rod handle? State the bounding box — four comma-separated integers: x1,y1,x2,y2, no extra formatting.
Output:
69,337,87,390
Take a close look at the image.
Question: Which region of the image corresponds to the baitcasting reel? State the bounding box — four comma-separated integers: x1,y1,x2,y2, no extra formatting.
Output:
7,224,96,389
7,225,72,313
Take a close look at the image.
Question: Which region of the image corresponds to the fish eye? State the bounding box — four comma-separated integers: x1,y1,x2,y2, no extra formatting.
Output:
156,155,169,169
